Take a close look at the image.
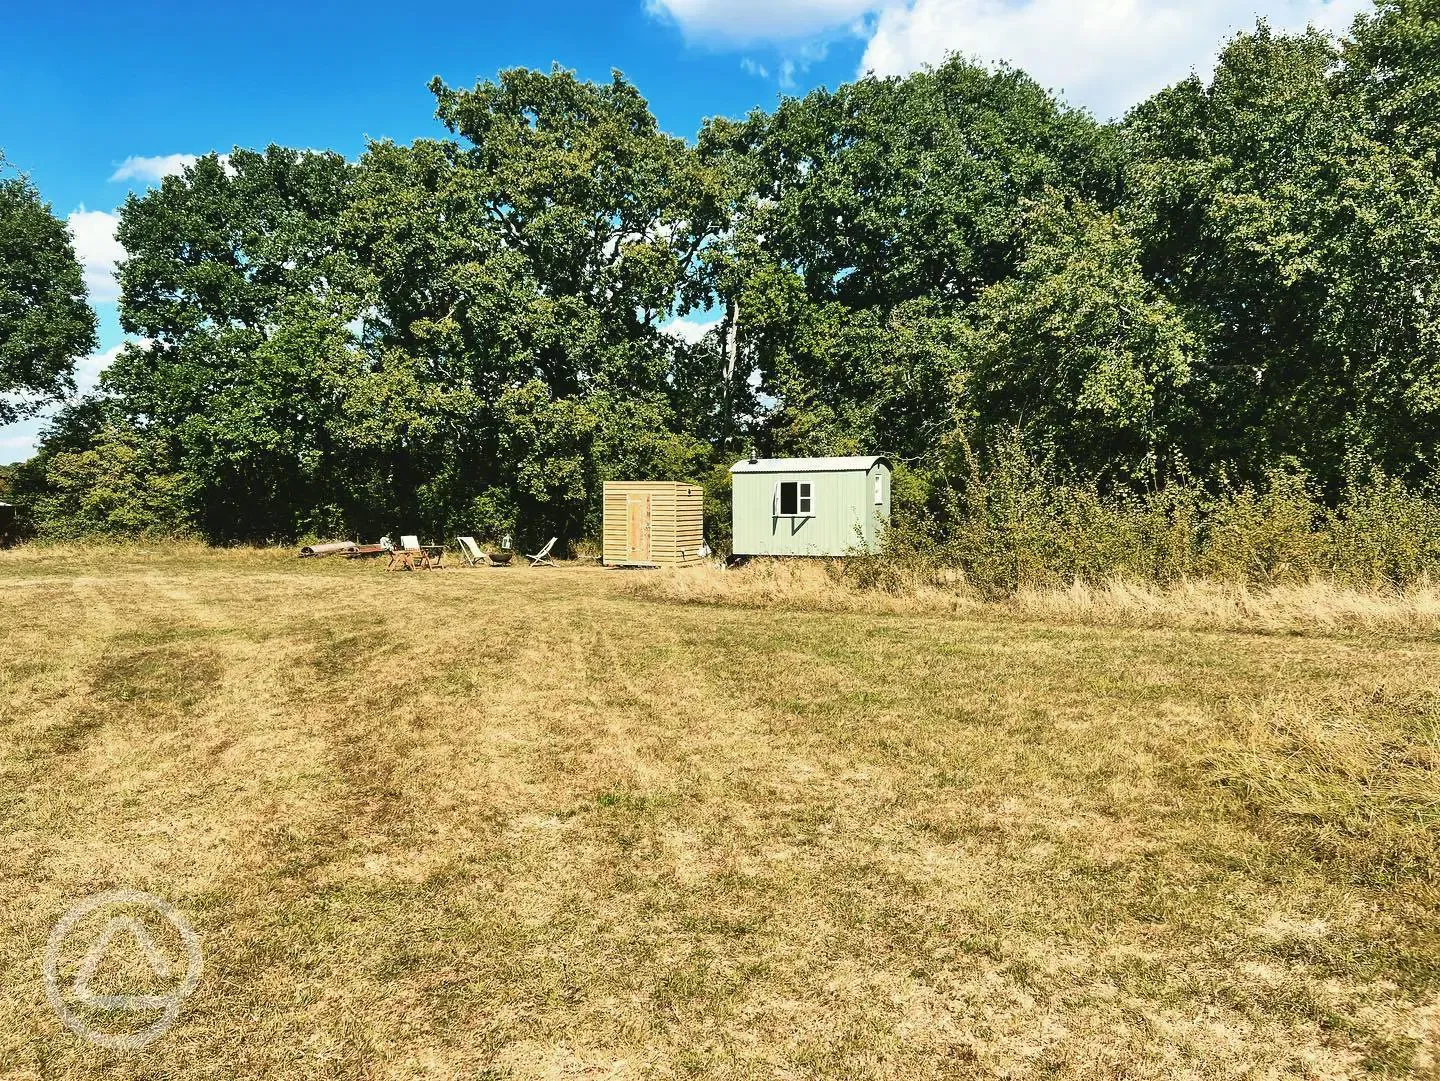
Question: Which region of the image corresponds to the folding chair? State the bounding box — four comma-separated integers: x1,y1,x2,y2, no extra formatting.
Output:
527,537,558,568
456,536,486,567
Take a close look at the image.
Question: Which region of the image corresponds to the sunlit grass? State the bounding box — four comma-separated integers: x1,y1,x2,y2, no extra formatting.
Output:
1,547,1437,1078
623,558,1440,636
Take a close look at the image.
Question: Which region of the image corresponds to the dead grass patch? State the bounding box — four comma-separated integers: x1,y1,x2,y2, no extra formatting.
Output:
1209,685,1440,891
0,548,1437,1078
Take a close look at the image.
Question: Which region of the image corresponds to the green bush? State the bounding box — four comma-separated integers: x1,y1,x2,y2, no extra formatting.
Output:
853,448,1440,596
1198,472,1326,584
27,423,196,541
700,464,733,558
1323,472,1440,589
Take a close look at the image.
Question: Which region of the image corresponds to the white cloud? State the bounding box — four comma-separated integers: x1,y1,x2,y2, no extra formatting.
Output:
663,315,723,344
860,0,1369,118
74,342,134,396
109,153,199,184
741,57,771,78
110,152,238,185
66,208,125,304
646,0,874,42
650,0,1368,117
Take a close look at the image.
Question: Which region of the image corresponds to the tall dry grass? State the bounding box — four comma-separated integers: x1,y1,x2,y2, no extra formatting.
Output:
0,539,289,566
618,559,1440,636
1209,686,1440,888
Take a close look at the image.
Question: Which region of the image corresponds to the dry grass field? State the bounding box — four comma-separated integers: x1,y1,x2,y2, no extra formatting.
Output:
1,546,1438,1079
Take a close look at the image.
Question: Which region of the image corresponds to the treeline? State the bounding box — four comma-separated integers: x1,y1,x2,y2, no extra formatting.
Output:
7,0,1440,565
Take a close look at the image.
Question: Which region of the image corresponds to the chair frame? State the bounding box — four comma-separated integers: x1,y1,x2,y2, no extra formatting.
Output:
527,537,558,568
456,536,487,567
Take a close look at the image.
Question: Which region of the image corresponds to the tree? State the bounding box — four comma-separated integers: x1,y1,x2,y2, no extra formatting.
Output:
427,65,728,395
338,67,720,546
23,27,1440,547
697,56,1125,463
106,147,363,541
965,201,1196,485
0,151,98,424
1125,24,1440,488
29,420,193,540
1344,0,1440,163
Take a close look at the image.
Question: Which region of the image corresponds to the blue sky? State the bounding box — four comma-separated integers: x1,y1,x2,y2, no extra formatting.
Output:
1,0,1368,462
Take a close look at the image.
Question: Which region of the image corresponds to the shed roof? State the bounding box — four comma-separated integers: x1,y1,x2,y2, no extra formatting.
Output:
730,455,888,475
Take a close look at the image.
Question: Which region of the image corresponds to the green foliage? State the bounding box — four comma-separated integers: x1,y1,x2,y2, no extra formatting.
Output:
925,440,1197,595
0,150,98,424
699,464,733,557
29,421,194,540
429,66,725,353
861,444,1440,595
1323,472,1440,587
1344,0,1440,158
338,68,722,550
966,201,1196,484
1124,23,1440,488
1198,472,1327,584
107,148,364,542
699,56,1123,464
15,11,1440,566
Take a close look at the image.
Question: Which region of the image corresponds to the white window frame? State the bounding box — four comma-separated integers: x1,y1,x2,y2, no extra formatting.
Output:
773,480,814,518
874,472,884,506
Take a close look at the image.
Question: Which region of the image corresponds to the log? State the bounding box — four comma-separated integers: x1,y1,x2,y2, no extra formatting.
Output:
299,542,358,558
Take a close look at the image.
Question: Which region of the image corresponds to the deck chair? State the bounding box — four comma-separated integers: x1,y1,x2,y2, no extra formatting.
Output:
527,537,558,568
456,536,486,567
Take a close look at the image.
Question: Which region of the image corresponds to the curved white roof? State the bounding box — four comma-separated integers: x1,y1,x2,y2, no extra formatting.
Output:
730,455,888,474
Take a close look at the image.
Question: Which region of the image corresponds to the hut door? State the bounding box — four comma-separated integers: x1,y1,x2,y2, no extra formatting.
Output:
626,494,652,562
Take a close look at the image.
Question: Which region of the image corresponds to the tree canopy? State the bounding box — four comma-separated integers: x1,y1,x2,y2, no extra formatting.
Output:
0,151,97,425
13,1,1440,545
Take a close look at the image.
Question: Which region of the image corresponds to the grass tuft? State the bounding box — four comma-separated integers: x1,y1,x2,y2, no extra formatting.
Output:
1209,687,1440,890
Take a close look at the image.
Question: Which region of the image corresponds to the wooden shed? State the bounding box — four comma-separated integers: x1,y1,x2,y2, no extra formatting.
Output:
602,481,705,567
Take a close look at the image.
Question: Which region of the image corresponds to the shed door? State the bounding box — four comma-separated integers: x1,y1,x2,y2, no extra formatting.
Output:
626,494,652,562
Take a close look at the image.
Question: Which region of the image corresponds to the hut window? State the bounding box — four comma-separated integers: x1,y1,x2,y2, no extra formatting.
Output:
776,481,812,516
874,473,883,505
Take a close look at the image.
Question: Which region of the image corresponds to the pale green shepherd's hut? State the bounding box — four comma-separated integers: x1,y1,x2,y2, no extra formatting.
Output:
730,456,891,557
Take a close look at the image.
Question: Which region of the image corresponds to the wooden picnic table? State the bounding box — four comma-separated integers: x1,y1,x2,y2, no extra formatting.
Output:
386,545,445,571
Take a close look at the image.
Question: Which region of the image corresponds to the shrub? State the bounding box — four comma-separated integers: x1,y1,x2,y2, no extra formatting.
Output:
1323,472,1440,588
1198,472,1327,584
700,464,733,558
850,449,1440,596
28,424,196,541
